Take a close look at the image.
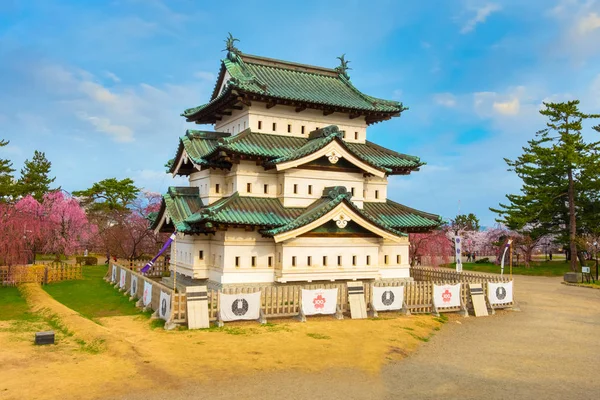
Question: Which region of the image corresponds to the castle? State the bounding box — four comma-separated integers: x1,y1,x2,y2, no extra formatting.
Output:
152,36,441,287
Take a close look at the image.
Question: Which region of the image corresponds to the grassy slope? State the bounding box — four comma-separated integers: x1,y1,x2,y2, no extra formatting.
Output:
447,260,598,277
0,287,34,320
43,264,140,319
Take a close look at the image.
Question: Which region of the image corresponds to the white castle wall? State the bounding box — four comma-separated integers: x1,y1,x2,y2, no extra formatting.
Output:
215,105,368,143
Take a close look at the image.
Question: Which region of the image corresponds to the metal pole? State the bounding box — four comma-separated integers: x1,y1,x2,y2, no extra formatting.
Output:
173,233,177,293
595,243,598,281
509,241,513,279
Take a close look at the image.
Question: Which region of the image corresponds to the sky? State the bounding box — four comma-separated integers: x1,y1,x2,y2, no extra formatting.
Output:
2,0,600,227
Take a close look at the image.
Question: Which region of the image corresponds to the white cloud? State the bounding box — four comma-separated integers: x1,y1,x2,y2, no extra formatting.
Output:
577,12,600,34
105,71,121,83
194,71,216,81
493,97,520,115
460,3,501,34
434,92,457,107
79,113,134,143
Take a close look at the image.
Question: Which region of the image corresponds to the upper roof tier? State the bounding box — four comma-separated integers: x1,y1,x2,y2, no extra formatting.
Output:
171,125,424,176
182,38,407,125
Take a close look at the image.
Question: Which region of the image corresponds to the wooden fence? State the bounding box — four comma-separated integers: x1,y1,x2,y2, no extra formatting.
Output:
0,263,83,286
107,263,514,327
124,258,169,278
410,266,511,283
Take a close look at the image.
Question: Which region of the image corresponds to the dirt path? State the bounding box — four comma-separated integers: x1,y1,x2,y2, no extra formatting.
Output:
124,276,600,400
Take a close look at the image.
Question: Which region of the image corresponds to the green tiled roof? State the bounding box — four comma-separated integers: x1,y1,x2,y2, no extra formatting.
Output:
363,200,443,229
171,126,423,175
153,187,204,232
263,186,406,237
185,193,303,227
182,53,406,122
154,186,439,236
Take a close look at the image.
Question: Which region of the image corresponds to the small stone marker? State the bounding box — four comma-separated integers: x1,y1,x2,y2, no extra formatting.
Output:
468,283,488,317
186,285,210,329
347,281,367,319
35,331,55,345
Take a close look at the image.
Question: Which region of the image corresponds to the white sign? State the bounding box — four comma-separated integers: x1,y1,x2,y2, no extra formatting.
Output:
301,288,338,316
219,292,261,322
111,264,117,282
455,236,462,272
143,281,152,307
582,266,591,274
119,268,127,289
130,275,138,297
487,281,513,305
158,291,171,321
433,283,462,308
372,286,404,311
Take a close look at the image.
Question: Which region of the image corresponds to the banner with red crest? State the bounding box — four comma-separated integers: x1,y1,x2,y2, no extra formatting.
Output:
301,288,338,316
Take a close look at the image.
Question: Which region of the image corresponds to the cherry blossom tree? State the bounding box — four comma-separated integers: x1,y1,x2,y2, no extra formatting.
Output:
409,228,454,267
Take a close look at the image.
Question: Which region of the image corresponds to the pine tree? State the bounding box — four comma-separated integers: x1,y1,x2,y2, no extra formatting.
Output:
0,139,15,199
491,100,600,271
17,150,57,201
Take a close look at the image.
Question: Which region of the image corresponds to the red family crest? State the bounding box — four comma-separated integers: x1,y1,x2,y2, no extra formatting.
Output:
313,294,326,309
442,289,452,303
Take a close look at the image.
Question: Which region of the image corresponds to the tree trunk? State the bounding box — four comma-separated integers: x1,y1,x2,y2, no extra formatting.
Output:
567,167,578,272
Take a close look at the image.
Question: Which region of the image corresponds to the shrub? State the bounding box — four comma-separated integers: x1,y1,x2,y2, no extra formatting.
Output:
475,257,490,264
76,256,98,265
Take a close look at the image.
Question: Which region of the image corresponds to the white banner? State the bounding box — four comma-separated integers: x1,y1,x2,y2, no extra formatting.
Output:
301,288,338,316
487,281,513,305
433,283,462,308
111,264,117,282
219,292,261,322
158,291,171,321
119,268,127,289
130,275,138,297
455,236,462,273
143,281,152,307
372,286,404,311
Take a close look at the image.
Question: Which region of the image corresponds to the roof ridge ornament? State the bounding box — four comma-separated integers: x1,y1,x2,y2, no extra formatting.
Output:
335,54,351,79
223,33,241,61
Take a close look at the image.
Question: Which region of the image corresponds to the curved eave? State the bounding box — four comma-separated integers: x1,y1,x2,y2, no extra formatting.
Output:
182,88,404,125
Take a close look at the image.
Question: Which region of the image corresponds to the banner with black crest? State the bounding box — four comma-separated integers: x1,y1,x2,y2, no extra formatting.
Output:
372,286,404,311
487,281,513,305
130,275,138,297
219,292,261,322
158,291,172,321
111,264,117,282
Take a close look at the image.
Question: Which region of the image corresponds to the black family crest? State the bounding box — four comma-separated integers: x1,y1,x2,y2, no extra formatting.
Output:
161,298,167,316
382,290,395,306
232,298,249,316
496,286,507,300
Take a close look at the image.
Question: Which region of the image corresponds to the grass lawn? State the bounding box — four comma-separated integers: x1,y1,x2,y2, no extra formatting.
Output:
445,260,598,277
43,264,140,320
0,287,37,321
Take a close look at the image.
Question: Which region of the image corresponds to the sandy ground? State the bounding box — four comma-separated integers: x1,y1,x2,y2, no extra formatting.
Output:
0,284,440,400
124,276,600,400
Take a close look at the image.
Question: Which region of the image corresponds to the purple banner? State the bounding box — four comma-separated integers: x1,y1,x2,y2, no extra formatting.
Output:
141,232,176,273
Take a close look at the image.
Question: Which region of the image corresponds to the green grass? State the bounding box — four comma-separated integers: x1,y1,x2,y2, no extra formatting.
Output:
446,260,598,277
306,332,331,340
43,264,140,320
0,286,37,321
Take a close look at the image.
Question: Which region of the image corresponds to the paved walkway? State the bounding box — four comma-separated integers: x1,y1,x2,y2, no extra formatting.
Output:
125,276,600,400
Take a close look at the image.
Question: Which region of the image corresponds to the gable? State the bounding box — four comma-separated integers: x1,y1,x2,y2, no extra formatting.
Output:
300,220,378,238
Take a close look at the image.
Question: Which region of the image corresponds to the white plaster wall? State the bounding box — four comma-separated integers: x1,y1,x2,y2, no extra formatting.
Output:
281,237,380,269
230,161,279,198
219,229,276,284
364,176,388,202
215,104,368,143
280,169,365,208
189,170,227,205
215,108,250,135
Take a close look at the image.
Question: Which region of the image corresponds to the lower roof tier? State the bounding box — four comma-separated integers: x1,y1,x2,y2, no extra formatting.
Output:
151,186,442,238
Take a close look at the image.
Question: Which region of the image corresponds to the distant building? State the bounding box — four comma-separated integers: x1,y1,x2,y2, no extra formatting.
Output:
152,36,441,287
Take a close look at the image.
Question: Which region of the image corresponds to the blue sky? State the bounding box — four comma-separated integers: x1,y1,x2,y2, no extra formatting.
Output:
2,0,600,226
